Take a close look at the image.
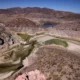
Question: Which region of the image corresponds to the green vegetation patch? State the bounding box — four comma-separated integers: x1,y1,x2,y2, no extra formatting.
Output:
17,33,31,41
44,39,68,47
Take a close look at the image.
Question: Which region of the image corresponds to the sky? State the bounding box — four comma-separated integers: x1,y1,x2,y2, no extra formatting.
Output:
0,0,80,13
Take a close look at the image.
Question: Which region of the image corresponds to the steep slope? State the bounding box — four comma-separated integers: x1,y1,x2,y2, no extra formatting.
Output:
6,18,36,27
5,17,37,32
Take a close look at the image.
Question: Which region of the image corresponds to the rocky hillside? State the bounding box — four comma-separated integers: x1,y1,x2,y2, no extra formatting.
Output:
0,23,16,53
6,18,36,27
0,24,12,44
22,46,80,80
4,17,44,33
0,7,80,19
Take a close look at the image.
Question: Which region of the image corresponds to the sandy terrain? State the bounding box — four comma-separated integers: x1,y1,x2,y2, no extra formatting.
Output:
67,42,80,55
35,35,54,42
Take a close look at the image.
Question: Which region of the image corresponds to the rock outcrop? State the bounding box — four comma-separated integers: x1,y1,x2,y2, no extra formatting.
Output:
0,23,15,52
15,70,46,80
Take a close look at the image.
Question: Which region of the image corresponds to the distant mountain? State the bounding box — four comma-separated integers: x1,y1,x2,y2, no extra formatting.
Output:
0,7,55,15
0,7,80,19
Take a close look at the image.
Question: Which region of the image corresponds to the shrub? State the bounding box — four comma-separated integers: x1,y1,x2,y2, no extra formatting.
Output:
44,39,68,47
17,33,31,41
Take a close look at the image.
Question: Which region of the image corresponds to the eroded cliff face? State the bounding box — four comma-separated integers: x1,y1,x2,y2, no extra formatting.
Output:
0,23,15,52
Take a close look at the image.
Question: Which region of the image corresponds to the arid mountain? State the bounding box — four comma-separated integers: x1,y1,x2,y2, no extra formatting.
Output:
0,7,80,19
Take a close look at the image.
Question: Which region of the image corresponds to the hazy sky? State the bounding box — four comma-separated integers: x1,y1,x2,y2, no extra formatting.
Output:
0,0,80,13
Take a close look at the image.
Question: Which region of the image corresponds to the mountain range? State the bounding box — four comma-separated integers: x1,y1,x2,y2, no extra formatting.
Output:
0,7,80,19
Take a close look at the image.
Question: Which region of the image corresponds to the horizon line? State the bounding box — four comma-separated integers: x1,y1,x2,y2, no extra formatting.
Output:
0,6,80,14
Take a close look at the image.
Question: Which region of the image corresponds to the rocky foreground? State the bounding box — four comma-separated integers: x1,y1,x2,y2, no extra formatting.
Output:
6,46,80,80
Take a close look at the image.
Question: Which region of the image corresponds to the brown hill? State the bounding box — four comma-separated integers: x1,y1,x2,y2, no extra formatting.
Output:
6,17,37,28
0,7,80,19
